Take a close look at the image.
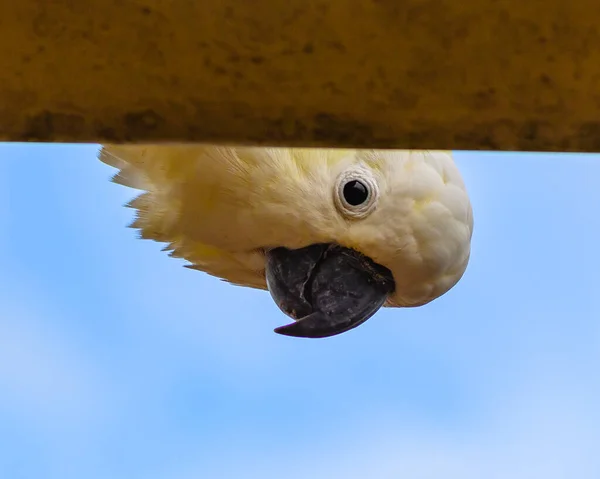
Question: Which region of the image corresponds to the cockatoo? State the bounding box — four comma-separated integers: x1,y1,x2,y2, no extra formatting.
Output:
99,146,473,339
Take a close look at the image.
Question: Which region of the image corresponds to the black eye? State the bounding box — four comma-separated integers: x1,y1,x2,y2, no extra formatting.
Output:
342,179,369,206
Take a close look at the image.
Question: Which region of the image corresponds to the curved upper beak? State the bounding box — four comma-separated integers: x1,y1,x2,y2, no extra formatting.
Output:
265,244,395,339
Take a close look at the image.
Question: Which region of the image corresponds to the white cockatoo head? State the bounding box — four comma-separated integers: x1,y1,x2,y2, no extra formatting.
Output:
100,146,473,339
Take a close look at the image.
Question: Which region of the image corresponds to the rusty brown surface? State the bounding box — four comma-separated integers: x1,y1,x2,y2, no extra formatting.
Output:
1,0,600,150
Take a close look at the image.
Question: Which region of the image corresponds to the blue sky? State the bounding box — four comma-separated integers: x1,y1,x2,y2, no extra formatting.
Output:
0,143,599,478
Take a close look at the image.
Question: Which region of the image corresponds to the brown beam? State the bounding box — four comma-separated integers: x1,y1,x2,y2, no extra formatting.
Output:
1,0,600,151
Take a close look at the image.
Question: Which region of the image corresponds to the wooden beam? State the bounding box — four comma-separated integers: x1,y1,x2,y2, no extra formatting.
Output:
1,0,600,150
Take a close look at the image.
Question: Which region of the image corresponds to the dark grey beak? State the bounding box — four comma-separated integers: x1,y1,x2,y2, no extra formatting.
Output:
265,244,395,338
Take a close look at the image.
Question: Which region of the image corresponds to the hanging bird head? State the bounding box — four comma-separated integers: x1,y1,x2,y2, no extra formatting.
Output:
100,146,474,339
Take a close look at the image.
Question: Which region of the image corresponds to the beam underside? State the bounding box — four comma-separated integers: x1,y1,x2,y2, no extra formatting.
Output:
1,1,600,151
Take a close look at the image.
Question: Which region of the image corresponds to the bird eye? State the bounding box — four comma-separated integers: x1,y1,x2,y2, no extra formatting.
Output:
342,179,370,206
334,168,379,219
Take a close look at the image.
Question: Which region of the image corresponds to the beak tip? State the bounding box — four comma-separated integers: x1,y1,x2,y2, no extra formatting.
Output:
273,323,300,338
273,312,358,339
273,318,324,339
273,320,315,339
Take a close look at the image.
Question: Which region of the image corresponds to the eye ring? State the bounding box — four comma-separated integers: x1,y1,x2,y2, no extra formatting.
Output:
334,167,379,219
